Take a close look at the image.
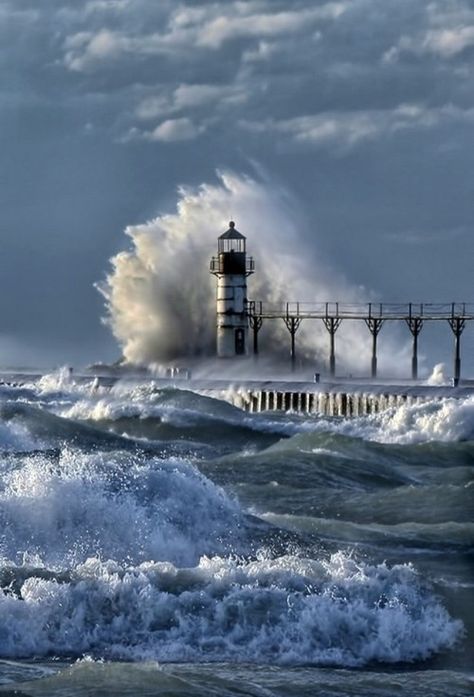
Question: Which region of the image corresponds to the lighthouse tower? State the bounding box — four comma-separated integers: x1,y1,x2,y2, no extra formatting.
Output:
210,221,255,357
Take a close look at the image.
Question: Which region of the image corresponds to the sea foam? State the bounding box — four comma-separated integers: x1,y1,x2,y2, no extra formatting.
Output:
0,553,463,665
0,449,244,568
288,395,474,445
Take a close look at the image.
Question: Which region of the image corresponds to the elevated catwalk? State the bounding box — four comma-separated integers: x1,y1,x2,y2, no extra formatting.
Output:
247,301,474,383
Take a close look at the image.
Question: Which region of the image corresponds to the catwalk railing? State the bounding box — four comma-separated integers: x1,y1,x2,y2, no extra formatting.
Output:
246,301,474,383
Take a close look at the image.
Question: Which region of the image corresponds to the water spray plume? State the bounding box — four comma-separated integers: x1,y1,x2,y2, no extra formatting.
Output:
99,171,410,373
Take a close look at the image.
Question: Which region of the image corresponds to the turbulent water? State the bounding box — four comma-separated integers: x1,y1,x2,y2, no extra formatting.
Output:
0,370,472,696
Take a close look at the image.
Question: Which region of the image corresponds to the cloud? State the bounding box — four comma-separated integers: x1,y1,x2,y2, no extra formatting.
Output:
240,104,474,149
63,29,129,71
0,3,40,23
146,117,204,142
384,1,474,62
242,40,280,63
386,26,474,62
61,1,348,72
423,26,474,56
135,83,247,120
173,83,246,109
85,0,131,13
193,3,347,49
6,0,474,151
135,95,170,120
52,0,474,155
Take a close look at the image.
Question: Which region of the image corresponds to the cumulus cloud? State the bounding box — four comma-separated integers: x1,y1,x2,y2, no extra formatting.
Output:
45,0,474,152
63,29,129,71
174,83,247,109
387,25,474,61
193,3,347,49
61,1,348,72
384,1,474,62
241,104,474,149
146,117,204,142
135,83,247,121
242,40,280,63
426,26,474,56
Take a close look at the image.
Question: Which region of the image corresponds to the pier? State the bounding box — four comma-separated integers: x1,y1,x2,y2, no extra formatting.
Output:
192,379,474,416
247,302,474,384
3,371,473,419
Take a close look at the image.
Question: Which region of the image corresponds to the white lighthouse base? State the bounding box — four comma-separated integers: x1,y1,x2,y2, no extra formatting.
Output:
217,325,249,358
216,274,249,357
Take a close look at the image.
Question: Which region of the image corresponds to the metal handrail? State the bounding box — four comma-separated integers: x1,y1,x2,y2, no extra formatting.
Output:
245,300,474,320
210,257,255,274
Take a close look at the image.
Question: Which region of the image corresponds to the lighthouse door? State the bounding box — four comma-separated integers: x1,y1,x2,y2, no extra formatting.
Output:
235,328,245,355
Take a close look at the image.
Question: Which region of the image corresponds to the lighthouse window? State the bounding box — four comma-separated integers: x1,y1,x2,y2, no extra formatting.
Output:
218,239,245,254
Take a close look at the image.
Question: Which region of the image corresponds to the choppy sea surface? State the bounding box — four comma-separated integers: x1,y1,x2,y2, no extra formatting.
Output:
0,370,472,696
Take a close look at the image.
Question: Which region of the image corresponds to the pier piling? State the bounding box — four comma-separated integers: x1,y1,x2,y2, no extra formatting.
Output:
406,315,423,380
250,315,263,358
365,316,384,378
323,316,342,377
448,316,466,386
284,314,302,372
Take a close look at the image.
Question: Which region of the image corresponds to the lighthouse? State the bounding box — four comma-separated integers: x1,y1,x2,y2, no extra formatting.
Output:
210,221,255,357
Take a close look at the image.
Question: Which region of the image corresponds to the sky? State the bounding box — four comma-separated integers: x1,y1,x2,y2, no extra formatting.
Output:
0,0,473,372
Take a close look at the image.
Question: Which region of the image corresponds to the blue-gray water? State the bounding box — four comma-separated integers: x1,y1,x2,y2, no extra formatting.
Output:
0,371,472,696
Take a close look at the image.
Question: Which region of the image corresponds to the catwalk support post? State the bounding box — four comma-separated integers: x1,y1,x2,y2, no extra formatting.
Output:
249,313,263,358
284,314,302,372
322,316,342,378
406,312,424,380
448,315,466,386
365,312,384,379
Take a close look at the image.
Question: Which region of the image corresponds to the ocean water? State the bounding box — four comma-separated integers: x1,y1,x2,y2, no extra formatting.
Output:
0,371,472,696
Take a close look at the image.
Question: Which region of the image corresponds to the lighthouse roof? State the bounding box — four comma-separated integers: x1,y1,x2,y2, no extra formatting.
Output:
219,221,245,240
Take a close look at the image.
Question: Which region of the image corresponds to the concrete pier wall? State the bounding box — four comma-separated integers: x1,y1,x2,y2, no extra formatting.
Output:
4,372,467,419
220,388,422,416
198,387,418,415
193,379,474,417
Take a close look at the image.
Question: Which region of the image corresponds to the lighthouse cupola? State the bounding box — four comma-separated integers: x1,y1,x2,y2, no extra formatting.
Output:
210,221,255,358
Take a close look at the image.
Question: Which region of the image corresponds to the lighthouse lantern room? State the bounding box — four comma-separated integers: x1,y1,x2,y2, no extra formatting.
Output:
210,221,255,357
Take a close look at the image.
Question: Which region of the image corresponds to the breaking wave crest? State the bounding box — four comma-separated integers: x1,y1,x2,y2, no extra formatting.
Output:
309,395,474,444
0,553,462,665
0,449,244,568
